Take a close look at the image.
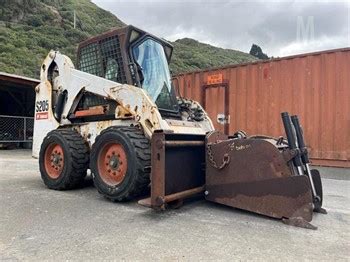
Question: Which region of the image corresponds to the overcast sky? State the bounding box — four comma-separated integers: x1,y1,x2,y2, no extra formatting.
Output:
92,0,349,57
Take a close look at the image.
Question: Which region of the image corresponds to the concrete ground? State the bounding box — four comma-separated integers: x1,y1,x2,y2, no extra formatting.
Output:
0,150,349,261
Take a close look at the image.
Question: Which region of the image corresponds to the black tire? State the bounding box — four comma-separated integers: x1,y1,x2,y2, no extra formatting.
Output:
90,126,151,201
39,129,89,190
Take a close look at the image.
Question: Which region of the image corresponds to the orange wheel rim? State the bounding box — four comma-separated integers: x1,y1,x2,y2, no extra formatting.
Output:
98,142,128,186
44,143,64,179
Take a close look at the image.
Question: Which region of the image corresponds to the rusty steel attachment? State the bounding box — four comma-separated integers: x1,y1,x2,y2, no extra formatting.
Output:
138,130,206,209
204,112,326,229
139,113,325,229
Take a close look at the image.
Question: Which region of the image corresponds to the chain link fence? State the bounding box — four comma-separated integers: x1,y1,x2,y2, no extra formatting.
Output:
0,115,34,143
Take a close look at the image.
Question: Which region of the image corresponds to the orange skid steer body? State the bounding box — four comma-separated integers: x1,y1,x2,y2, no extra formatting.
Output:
139,112,326,229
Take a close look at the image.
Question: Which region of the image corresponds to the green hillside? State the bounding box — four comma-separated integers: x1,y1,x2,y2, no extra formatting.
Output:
0,0,257,78
171,38,257,74
0,0,125,77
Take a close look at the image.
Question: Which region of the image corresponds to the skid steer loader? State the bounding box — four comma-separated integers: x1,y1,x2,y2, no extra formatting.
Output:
33,25,326,229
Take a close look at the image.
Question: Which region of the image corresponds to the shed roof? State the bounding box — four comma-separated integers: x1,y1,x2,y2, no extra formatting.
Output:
0,72,40,88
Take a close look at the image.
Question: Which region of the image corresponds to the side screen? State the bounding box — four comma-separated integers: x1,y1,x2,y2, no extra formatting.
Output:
78,36,127,84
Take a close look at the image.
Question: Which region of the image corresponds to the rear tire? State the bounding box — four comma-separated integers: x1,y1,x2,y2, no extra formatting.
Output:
90,126,151,201
39,129,89,190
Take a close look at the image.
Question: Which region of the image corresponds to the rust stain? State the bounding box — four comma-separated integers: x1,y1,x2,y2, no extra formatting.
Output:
96,120,113,130
116,105,133,119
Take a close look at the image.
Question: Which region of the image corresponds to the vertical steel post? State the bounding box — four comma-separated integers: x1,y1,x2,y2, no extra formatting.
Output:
23,117,26,141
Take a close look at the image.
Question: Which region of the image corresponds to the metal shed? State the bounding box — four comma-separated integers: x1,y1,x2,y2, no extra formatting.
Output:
0,72,39,148
173,48,350,168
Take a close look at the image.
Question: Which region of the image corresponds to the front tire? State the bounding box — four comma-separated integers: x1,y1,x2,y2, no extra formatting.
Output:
90,126,151,201
39,129,89,190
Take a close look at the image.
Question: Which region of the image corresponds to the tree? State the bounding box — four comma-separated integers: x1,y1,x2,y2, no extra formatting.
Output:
249,44,269,60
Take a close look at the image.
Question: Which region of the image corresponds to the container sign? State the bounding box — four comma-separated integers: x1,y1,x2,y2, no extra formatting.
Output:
207,73,223,85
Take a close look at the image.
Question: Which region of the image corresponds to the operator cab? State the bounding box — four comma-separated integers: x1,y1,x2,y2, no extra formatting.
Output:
77,25,179,117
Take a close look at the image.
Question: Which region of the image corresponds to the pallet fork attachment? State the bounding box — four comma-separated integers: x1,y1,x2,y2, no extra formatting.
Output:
138,131,206,209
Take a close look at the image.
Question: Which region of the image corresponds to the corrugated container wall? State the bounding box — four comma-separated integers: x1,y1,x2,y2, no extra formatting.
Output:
173,48,350,167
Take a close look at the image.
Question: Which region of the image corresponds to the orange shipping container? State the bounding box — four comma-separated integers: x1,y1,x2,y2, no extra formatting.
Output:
173,48,350,168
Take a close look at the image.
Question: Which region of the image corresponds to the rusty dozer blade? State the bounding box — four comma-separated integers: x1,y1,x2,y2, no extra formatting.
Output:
204,112,326,229
205,131,314,228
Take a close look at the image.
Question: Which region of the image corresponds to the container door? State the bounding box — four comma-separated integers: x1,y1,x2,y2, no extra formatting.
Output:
203,83,229,134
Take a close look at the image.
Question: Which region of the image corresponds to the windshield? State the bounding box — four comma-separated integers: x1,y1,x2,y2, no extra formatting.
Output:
132,38,177,111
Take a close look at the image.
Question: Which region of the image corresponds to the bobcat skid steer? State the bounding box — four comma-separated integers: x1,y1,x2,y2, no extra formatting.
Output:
33,25,325,229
